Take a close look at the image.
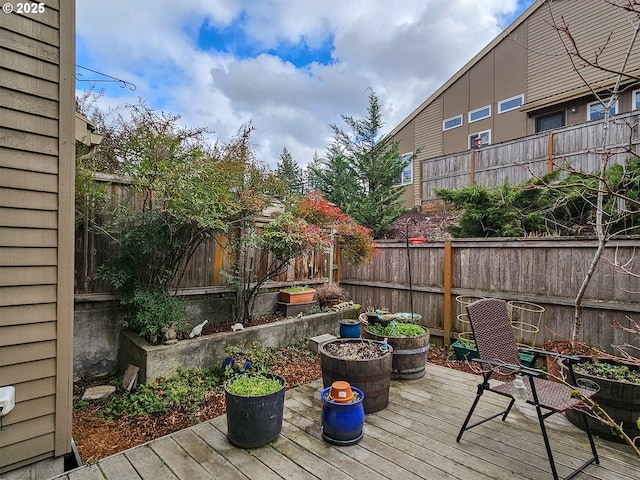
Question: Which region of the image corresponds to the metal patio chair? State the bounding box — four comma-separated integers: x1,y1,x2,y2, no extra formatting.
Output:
456,298,599,480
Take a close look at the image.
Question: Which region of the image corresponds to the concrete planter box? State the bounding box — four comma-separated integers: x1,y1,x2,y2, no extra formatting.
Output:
119,307,359,383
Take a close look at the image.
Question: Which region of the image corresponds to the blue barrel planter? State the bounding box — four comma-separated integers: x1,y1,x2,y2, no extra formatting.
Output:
339,319,361,338
321,386,365,445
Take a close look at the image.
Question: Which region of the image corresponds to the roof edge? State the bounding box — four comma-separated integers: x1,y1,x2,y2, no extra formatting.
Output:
389,0,545,137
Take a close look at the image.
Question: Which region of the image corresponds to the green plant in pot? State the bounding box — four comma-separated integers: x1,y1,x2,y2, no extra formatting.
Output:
279,285,316,303
364,320,430,380
224,372,286,448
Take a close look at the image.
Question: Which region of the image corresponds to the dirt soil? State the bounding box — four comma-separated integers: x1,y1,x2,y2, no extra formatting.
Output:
383,209,460,240
72,343,475,464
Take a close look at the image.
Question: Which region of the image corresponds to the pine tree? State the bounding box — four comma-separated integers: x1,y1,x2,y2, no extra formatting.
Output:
314,90,411,237
275,147,304,198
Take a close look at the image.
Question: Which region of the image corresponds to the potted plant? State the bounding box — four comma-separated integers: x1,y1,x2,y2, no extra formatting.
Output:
545,337,640,445
319,338,393,413
278,285,316,304
364,320,430,379
316,282,346,307
320,381,365,445
224,372,286,448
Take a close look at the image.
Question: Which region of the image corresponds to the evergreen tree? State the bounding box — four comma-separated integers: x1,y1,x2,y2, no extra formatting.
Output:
315,90,411,237
275,147,304,198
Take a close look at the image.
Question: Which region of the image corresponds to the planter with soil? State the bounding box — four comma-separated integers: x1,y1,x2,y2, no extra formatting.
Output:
120,307,359,383
319,338,393,413
563,358,640,443
363,322,430,380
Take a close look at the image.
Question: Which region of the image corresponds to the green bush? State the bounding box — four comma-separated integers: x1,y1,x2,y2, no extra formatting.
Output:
123,289,187,345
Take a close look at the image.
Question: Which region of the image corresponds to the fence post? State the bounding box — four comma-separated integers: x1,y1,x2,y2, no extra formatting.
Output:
443,240,453,345
547,131,554,173
470,149,476,186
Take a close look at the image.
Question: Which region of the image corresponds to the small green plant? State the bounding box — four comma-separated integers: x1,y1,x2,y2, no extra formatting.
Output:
280,285,314,292
225,374,284,396
575,360,640,384
99,368,220,420
367,322,427,337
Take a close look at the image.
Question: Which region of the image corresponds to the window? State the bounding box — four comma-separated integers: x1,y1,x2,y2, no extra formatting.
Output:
535,111,565,133
469,105,491,123
633,90,640,111
587,98,618,121
498,94,524,114
395,153,413,186
468,130,491,149
443,114,463,131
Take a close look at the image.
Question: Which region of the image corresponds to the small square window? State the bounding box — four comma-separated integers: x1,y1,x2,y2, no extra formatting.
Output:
498,94,524,114
395,153,413,186
443,114,463,131
588,98,618,121
535,111,565,133
469,130,491,149
469,105,491,123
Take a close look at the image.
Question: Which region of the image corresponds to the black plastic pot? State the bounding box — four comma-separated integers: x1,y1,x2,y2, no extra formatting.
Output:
224,373,286,448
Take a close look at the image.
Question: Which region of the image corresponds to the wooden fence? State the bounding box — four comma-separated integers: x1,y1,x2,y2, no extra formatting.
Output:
74,174,332,297
340,237,640,352
421,111,640,202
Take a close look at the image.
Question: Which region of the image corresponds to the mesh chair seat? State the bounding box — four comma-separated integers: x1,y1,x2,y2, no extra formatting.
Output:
456,298,599,480
491,377,595,412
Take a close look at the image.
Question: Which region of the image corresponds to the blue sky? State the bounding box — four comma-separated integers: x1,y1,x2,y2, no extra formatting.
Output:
76,0,537,168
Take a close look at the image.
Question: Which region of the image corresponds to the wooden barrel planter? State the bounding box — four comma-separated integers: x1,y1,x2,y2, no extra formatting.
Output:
563,360,640,444
319,338,393,413
363,328,430,380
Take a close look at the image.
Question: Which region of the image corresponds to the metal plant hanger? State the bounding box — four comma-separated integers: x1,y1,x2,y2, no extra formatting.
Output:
75,65,136,91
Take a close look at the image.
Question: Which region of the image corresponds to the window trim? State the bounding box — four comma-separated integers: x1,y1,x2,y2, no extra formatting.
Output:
443,114,463,131
587,98,619,121
395,152,413,186
468,105,491,123
498,94,524,114
468,130,491,149
633,89,640,111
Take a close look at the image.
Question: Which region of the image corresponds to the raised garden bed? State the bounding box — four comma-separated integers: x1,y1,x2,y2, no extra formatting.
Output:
119,307,359,383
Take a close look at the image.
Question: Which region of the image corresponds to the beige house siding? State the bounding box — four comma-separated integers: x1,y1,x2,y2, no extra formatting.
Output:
0,0,75,476
390,0,640,209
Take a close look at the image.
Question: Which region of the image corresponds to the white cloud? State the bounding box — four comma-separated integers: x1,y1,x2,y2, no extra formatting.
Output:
76,0,531,168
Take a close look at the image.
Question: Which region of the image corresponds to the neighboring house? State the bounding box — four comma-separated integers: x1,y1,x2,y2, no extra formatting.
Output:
391,0,640,209
0,1,76,478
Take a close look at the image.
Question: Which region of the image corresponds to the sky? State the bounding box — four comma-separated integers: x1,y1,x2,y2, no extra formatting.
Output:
75,0,537,169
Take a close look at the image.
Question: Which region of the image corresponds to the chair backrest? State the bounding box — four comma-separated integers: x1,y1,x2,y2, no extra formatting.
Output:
467,298,521,375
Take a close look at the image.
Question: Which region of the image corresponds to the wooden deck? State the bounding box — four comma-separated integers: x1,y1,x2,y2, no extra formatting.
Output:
52,364,639,480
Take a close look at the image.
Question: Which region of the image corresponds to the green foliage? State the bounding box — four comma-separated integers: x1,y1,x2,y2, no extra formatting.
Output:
225,374,283,396
99,368,219,419
311,90,410,237
275,147,304,199
280,285,314,293
435,157,640,238
122,290,187,345
367,322,427,337
575,360,640,384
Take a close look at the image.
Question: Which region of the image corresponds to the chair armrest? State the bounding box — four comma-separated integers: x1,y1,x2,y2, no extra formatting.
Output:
471,358,541,377
517,346,582,363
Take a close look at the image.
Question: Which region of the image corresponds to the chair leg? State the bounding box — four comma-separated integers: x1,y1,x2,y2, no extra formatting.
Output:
530,390,599,480
457,379,514,442
456,384,484,442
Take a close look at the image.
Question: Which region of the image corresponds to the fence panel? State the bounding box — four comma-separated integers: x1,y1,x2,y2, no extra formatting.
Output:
340,238,639,351
422,112,640,202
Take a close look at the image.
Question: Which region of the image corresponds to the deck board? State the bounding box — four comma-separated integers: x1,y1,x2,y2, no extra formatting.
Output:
51,363,639,480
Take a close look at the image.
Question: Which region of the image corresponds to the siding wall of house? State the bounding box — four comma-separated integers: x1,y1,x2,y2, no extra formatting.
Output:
392,0,640,208
0,0,74,475
527,0,640,108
